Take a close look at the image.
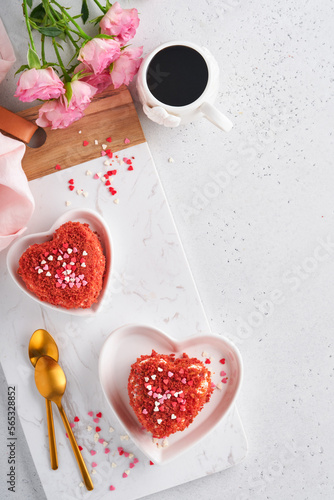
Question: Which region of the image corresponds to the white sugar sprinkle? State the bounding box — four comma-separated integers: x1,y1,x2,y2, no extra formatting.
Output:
102,144,107,150
37,269,43,274
91,469,96,475
113,198,119,204
47,255,53,261
168,157,175,163
103,160,110,167
158,367,163,372
94,140,98,145
129,453,134,459
120,434,129,441
87,425,92,431
79,482,84,488
157,419,162,425
46,272,51,277
111,462,117,468
94,433,99,442
40,260,46,265
86,170,92,176
65,201,71,206
216,382,223,390
78,130,82,134
82,251,88,256
162,438,169,448
83,191,89,197
151,375,156,380
103,441,108,447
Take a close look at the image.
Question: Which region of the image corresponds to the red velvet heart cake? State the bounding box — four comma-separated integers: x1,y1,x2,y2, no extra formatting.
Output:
18,221,105,309
128,350,214,438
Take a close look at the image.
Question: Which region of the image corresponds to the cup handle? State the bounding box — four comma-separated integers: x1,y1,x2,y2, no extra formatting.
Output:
199,102,233,132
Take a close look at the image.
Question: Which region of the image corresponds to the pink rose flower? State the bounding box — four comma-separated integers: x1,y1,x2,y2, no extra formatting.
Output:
68,80,97,110
78,38,121,75
74,63,112,94
36,80,97,129
14,67,65,102
100,2,139,44
110,46,143,89
36,99,83,130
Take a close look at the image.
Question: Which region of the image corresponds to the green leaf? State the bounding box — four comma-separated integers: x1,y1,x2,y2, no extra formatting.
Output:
94,33,116,40
30,3,46,22
64,82,73,106
36,26,63,37
15,64,30,76
81,0,89,24
27,47,41,69
26,0,33,8
89,15,104,26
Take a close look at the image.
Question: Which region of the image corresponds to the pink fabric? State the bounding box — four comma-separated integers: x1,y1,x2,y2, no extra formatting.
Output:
0,17,16,83
0,133,35,251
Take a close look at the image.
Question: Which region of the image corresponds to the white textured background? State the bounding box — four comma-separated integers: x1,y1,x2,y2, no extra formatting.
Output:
1,0,333,499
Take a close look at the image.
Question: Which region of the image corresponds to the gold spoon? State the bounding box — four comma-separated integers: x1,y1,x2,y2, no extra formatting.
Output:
28,329,59,470
34,356,94,491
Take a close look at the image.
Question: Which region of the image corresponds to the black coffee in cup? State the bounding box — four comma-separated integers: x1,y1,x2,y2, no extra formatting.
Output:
146,45,209,107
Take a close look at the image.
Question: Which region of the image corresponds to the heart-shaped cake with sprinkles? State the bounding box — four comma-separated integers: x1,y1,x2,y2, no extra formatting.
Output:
128,350,214,438
18,221,105,309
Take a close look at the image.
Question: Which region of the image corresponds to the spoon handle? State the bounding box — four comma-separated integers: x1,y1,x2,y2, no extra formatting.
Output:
45,399,58,470
57,404,94,491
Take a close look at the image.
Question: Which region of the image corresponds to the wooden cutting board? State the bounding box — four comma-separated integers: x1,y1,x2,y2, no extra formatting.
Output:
15,85,146,181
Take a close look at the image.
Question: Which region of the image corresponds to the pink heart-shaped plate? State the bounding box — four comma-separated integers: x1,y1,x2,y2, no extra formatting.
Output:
6,208,112,316
99,324,243,464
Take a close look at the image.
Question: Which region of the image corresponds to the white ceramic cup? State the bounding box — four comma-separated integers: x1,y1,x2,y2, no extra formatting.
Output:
136,41,233,132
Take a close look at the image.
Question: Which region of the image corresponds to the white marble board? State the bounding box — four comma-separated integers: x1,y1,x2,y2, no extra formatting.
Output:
0,142,247,499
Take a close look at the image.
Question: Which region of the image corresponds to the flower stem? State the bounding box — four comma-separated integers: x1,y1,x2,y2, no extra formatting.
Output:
49,5,79,50
52,38,70,81
23,0,36,51
51,0,90,40
92,0,106,14
41,35,47,65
